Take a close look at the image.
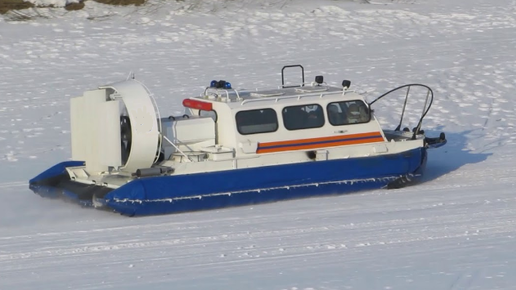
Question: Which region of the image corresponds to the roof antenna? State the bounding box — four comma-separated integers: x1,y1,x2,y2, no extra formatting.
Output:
126,71,135,80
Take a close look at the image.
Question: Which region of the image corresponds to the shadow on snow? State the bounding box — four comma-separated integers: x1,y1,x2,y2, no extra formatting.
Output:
422,128,492,183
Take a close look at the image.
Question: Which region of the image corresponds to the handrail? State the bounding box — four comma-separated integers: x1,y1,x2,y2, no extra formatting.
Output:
202,87,242,101
162,136,192,162
240,90,346,105
281,65,305,88
368,84,434,140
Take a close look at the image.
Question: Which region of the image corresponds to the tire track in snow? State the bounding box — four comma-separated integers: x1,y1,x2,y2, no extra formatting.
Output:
2,199,515,289
0,181,26,189
1,194,514,262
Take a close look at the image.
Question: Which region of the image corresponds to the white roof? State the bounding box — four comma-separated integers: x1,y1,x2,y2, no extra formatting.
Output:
190,85,367,110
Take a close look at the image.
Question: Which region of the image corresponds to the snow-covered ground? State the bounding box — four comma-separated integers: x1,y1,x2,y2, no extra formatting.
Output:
1,0,516,289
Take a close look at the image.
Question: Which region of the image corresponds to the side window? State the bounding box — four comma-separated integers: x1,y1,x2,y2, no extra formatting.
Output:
199,110,217,122
282,104,325,130
327,100,370,126
236,109,278,135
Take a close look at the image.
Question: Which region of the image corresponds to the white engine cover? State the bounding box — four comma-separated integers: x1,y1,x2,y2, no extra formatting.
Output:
71,90,122,173
71,80,160,174
162,117,215,158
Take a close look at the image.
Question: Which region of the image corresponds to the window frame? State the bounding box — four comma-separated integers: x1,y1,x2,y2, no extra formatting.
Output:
199,109,218,122
326,100,371,126
282,103,326,131
236,108,279,135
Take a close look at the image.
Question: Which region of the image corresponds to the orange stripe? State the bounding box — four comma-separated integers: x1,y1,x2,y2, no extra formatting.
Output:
261,132,382,148
257,137,384,153
256,134,385,154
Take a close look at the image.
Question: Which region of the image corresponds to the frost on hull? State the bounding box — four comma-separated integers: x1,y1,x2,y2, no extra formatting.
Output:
29,65,445,216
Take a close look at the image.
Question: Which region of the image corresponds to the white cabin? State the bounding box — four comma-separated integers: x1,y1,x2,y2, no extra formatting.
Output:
173,83,383,159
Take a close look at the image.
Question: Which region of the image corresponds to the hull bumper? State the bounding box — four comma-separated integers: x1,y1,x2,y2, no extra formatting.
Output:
29,148,427,216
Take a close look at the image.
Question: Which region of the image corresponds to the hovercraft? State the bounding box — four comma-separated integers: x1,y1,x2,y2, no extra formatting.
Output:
29,65,446,216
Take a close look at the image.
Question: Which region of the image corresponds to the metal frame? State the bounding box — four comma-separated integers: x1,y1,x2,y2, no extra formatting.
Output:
281,65,305,88
368,84,434,140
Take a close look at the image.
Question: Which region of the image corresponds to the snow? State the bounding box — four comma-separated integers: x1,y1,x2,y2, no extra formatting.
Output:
1,0,516,289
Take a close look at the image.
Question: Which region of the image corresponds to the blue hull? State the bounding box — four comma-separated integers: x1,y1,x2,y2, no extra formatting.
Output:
29,147,427,216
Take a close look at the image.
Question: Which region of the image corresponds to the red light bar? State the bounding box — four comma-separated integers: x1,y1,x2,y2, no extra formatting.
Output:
182,99,213,111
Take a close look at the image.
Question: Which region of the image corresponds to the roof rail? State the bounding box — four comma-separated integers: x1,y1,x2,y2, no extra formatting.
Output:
202,87,242,101
240,90,344,105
